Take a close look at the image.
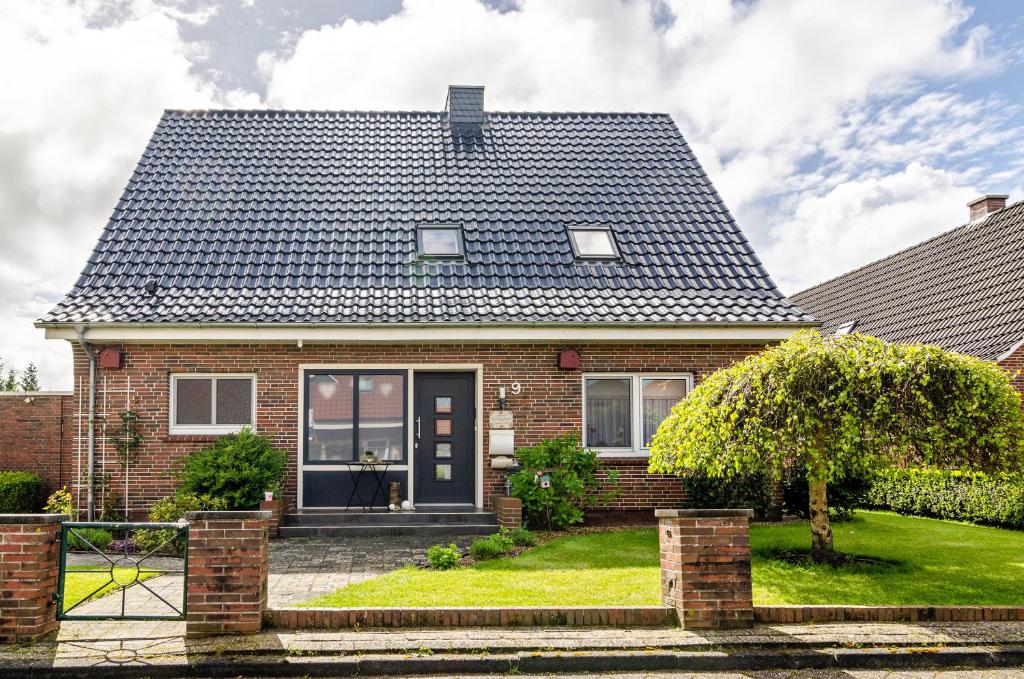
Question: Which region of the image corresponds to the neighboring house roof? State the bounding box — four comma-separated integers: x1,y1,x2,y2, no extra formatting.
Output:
791,199,1024,360
40,87,811,328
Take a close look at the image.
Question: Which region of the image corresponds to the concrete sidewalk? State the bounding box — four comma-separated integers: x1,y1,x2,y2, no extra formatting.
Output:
2,620,1024,676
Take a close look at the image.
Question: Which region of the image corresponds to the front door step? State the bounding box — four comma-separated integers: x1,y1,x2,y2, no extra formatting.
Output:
280,508,498,537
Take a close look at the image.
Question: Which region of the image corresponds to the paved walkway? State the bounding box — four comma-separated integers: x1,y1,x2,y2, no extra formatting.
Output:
267,534,478,606
2,621,1021,673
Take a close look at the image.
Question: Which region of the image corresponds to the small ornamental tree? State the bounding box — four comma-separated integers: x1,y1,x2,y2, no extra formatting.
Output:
648,330,1024,563
19,362,39,391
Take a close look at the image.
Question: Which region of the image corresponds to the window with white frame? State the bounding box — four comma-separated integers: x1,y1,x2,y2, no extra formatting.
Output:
583,374,691,455
170,374,255,434
568,226,619,260
418,225,464,258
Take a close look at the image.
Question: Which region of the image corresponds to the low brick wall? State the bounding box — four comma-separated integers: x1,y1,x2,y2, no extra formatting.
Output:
0,393,73,496
756,605,1024,623
658,508,754,630
185,510,270,638
266,606,677,629
491,495,522,529
260,499,284,538
0,514,67,643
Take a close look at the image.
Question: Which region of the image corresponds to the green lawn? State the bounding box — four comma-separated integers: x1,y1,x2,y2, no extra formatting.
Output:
302,511,1024,608
62,566,161,611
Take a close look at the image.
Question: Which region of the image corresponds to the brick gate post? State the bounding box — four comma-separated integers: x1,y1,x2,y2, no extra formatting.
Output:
185,510,271,638
656,508,754,630
0,514,67,643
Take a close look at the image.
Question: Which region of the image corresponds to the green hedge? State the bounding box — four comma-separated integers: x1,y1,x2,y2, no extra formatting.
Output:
865,468,1024,529
0,471,43,513
681,469,866,521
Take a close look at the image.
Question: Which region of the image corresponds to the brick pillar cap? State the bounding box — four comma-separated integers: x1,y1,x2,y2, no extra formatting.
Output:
185,510,272,520
655,508,754,518
0,513,69,524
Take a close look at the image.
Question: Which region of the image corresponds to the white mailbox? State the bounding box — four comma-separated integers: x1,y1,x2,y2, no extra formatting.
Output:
489,429,515,456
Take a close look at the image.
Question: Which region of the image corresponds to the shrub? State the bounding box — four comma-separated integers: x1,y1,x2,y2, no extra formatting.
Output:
508,434,620,530
44,486,76,519
67,527,113,552
679,468,866,521
468,532,514,560
781,468,869,521
426,543,461,570
134,492,226,554
865,468,1024,529
506,526,538,547
178,428,287,510
0,471,43,513
681,472,775,518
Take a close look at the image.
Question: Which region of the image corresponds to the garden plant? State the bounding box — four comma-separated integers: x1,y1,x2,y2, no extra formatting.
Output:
649,330,1024,563
177,427,287,509
0,471,43,513
508,434,620,529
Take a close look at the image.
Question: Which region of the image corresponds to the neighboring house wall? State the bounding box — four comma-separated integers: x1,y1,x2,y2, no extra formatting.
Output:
61,341,767,515
0,392,73,495
998,343,1024,394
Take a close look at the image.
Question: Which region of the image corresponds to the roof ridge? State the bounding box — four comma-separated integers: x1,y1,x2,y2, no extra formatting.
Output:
791,198,1024,298
163,108,673,118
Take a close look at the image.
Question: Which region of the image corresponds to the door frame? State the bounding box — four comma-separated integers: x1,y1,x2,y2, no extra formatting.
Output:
297,363,484,509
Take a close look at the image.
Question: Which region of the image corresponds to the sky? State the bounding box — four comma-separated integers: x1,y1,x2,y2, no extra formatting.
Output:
1,0,1022,391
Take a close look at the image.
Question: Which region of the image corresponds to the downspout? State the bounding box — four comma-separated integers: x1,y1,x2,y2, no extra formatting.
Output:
74,325,97,521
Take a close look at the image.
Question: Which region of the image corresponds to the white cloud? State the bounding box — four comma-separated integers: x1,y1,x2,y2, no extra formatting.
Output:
765,162,976,293
0,0,257,389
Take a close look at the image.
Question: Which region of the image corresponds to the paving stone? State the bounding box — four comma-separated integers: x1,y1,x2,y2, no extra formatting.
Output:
266,534,478,606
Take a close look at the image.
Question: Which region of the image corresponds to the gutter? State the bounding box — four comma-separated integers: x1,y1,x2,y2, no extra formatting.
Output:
74,325,97,521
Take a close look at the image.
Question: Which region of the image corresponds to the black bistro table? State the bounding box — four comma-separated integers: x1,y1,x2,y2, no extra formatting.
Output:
341,461,392,511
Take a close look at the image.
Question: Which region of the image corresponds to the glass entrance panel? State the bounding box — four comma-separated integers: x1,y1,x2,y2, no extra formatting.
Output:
356,374,405,461
307,374,355,461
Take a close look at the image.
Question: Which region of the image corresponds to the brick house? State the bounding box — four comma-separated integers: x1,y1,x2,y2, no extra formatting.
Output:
792,196,1024,393
34,85,812,528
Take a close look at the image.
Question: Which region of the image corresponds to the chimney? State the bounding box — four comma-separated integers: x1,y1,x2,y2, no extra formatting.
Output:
445,85,485,128
967,194,1008,221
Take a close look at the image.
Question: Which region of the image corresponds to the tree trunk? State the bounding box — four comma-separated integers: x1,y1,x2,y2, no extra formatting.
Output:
808,477,834,563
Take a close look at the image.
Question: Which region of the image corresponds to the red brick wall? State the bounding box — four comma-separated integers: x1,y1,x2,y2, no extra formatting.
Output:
0,393,73,496
658,508,754,629
998,344,1024,394
0,515,64,643
185,511,269,638
61,341,767,515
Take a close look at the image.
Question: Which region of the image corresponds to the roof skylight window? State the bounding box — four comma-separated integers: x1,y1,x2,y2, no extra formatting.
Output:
834,321,857,336
569,226,619,260
418,226,464,258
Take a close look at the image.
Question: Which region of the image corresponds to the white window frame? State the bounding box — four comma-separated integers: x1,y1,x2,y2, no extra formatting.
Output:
169,373,257,435
568,225,620,260
417,225,465,258
582,373,693,457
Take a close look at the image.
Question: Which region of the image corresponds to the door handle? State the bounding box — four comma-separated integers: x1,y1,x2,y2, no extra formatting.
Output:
416,416,421,440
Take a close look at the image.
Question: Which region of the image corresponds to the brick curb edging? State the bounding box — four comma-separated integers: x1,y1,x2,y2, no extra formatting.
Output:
266,606,678,629
265,605,1024,630
756,605,1024,623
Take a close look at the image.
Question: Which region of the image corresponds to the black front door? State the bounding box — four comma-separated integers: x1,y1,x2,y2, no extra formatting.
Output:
414,373,475,505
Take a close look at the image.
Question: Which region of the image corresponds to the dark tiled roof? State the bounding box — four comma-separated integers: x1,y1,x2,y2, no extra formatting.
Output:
42,107,811,326
791,200,1024,360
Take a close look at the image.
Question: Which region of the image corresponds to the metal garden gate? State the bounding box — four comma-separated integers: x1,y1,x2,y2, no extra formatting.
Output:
56,521,189,621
